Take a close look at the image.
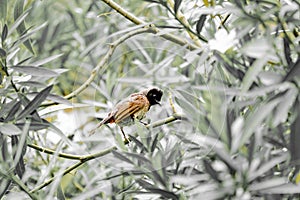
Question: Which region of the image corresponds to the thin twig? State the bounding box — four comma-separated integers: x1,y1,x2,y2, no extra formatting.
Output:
63,26,156,100
29,146,117,193
168,92,177,114
27,114,185,160
166,0,204,45
27,143,83,160
100,0,199,50
28,114,185,193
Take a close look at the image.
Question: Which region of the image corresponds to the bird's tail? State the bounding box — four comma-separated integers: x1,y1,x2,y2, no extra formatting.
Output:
89,114,114,136
88,120,105,136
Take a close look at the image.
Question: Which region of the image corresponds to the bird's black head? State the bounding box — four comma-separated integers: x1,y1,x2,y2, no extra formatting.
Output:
146,87,163,106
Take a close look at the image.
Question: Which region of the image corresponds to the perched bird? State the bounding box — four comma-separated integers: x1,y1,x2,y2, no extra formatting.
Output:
89,87,163,140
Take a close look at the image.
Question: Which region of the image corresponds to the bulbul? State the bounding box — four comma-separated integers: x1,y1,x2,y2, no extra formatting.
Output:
89,87,163,140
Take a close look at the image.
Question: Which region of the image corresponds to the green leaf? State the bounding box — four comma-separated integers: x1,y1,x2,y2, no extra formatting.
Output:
238,99,281,151
14,0,34,54
249,177,286,191
284,58,300,82
249,154,288,181
0,0,7,22
7,12,28,36
46,94,71,105
10,22,47,52
196,15,207,35
12,119,29,179
128,135,148,152
12,66,59,77
290,101,300,171
203,159,220,183
1,24,8,43
0,48,6,58
273,87,298,126
57,185,66,200
0,99,18,119
16,121,49,131
258,183,300,194
38,103,89,116
174,0,182,14
241,56,269,92
0,124,22,135
27,92,71,106
112,150,134,165
4,101,21,122
125,152,151,164
283,37,292,66
151,133,159,152
241,38,269,58
16,85,53,120
0,179,11,197
16,81,46,88
30,54,63,66
137,179,178,199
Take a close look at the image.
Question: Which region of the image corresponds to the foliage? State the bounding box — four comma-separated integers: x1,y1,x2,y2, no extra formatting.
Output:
0,0,299,199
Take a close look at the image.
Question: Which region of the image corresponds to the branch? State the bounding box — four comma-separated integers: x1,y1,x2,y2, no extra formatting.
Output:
0,170,38,200
166,0,204,45
28,113,185,193
28,114,185,160
100,0,199,50
29,145,117,194
63,26,156,100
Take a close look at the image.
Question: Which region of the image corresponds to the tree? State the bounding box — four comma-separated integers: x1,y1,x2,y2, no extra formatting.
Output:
0,0,299,199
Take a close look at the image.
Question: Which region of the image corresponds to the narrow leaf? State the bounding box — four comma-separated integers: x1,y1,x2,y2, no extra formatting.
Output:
0,0,7,22
258,183,300,194
128,135,148,152
7,12,28,36
12,65,58,77
242,56,269,92
47,94,72,105
284,58,300,81
30,54,63,66
151,133,159,152
249,177,286,191
249,154,288,181
290,102,300,171
11,135,25,178
16,121,49,131
203,159,220,181
112,150,134,165
17,85,53,120
0,48,6,57
174,0,182,14
137,179,178,199
16,81,46,88
196,15,207,35
4,101,21,122
125,152,151,164
14,0,34,54
283,37,292,66
0,179,11,197
0,124,22,135
239,99,281,150
1,24,8,42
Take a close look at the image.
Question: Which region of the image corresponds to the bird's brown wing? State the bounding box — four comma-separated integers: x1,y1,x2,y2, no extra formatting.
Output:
89,93,149,136
114,93,149,123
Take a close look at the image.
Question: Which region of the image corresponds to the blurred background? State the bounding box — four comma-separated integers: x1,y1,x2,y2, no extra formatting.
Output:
0,0,299,199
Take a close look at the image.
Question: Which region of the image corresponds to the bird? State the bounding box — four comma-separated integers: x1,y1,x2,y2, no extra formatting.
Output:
89,87,163,141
